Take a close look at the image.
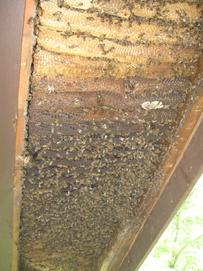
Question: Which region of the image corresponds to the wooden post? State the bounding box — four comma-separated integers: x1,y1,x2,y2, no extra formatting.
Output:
0,1,25,271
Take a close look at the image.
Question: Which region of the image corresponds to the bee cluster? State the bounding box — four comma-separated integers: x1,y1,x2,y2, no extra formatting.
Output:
19,0,202,270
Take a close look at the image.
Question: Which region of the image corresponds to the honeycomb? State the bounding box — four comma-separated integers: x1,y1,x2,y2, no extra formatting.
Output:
19,1,202,270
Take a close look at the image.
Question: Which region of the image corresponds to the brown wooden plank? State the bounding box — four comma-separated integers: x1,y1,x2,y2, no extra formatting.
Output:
0,1,25,271
12,1,36,271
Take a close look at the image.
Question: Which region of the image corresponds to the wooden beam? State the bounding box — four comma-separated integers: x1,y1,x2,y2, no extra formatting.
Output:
0,1,25,271
12,1,36,271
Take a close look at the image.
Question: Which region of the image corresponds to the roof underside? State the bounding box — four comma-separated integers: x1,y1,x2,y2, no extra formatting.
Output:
17,1,203,270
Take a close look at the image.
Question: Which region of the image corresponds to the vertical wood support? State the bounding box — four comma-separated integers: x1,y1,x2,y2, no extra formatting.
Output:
0,1,25,271
12,1,36,270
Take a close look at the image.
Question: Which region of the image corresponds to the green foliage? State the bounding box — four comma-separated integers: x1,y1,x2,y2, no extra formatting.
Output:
139,175,203,271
